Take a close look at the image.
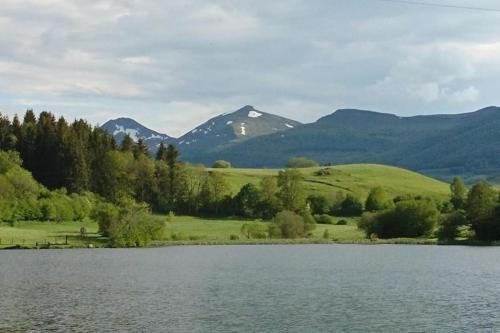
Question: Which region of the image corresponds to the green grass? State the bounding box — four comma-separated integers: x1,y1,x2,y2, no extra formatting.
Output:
0,220,103,249
210,164,450,200
165,215,364,242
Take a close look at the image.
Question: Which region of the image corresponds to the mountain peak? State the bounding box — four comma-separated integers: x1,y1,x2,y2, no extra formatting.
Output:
101,117,171,150
175,105,301,153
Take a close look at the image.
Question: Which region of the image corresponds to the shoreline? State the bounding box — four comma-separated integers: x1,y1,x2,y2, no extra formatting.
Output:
2,238,499,250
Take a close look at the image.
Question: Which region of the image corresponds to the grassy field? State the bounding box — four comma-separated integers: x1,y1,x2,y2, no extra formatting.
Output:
210,164,450,200
0,220,103,249
0,215,366,248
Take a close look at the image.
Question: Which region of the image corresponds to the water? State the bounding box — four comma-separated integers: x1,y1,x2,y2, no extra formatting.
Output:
1,245,500,332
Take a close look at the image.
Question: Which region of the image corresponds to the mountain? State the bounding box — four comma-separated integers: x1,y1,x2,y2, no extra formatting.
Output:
101,117,171,151
191,106,500,182
174,105,301,159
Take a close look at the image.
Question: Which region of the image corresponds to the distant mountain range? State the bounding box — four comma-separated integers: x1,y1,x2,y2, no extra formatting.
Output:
102,105,500,182
101,117,171,151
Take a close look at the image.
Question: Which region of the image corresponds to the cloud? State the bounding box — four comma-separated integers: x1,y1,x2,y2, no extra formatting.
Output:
0,0,500,135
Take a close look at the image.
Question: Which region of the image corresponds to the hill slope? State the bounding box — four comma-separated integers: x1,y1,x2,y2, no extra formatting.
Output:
211,164,450,200
196,106,500,181
102,118,171,151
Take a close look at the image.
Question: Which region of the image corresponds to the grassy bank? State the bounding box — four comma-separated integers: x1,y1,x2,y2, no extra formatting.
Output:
1,215,366,249
5,215,495,249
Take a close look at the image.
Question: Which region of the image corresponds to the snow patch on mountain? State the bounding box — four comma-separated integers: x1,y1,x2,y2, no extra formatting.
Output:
240,123,246,136
113,125,140,140
285,123,294,128
248,111,262,118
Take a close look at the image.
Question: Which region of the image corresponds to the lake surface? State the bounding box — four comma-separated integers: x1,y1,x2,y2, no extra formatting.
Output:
1,245,500,332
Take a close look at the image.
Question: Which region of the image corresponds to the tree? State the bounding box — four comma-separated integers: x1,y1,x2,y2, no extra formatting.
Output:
133,138,148,159
200,171,230,215
258,176,281,219
156,142,167,161
307,194,330,215
465,181,499,240
165,144,179,207
339,194,363,216
450,177,467,210
365,187,392,212
277,169,305,211
270,210,305,239
437,210,466,241
287,157,318,168
120,134,134,152
234,183,262,218
212,160,232,168
358,199,439,238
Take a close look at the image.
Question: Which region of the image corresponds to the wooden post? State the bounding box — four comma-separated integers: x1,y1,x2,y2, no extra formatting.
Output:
65,235,68,245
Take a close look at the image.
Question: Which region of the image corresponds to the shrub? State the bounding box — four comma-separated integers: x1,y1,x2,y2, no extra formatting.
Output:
307,195,331,215
271,210,305,239
230,234,240,240
437,210,467,241
314,168,332,176
241,222,268,239
287,157,318,168
212,160,232,168
365,187,393,211
336,219,348,225
92,202,120,236
107,203,165,247
339,195,364,216
314,214,334,224
358,199,439,238
323,229,330,239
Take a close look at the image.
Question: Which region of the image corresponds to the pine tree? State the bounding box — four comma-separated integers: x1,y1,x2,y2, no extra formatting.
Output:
120,134,134,152
156,142,167,161
133,138,148,159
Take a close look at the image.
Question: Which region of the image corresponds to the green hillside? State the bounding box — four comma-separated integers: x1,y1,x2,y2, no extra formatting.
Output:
210,164,450,200
186,107,500,182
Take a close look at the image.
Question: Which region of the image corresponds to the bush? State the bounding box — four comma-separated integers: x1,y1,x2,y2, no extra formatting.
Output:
287,157,318,168
212,160,232,168
314,214,334,224
92,202,119,236
339,195,364,216
336,219,348,225
314,168,332,176
107,203,165,247
230,234,240,240
437,210,467,241
241,222,268,239
358,199,439,239
307,195,331,215
365,187,393,212
323,229,330,239
270,210,305,239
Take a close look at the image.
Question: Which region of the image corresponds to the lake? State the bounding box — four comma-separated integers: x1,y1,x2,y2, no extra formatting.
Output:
1,245,500,332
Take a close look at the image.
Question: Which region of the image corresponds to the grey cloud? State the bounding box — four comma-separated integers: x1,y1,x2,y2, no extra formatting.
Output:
0,0,500,135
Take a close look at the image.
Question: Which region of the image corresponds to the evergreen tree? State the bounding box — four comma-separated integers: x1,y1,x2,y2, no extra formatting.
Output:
450,176,467,210
156,141,167,161
120,134,134,152
166,144,179,206
133,138,148,159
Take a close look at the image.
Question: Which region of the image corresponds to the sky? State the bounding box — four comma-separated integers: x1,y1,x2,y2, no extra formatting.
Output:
0,0,500,137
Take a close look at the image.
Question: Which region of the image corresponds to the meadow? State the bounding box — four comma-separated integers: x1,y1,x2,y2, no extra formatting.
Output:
211,164,449,199
0,215,366,249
